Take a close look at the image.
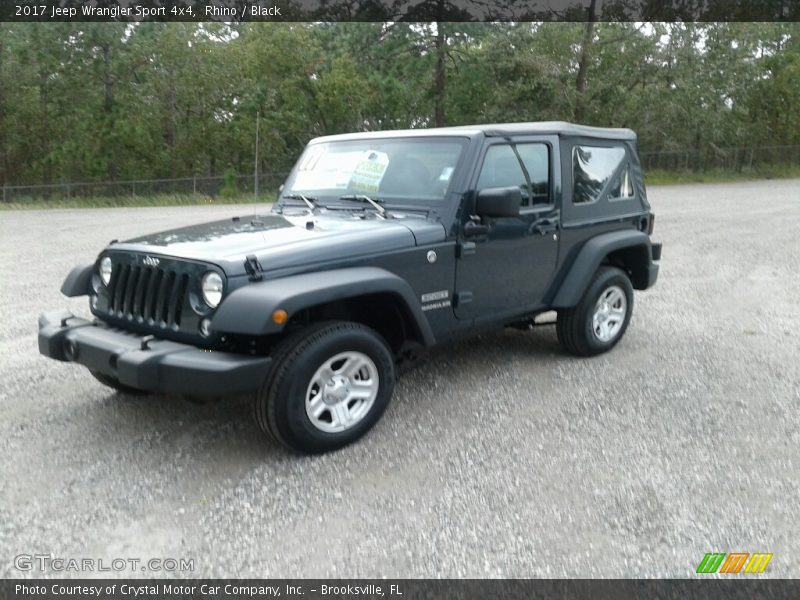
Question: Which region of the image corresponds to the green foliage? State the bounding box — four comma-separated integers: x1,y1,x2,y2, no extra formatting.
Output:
219,168,240,199
1,22,798,187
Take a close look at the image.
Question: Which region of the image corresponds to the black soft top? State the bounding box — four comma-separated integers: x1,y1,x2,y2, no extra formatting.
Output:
312,121,636,144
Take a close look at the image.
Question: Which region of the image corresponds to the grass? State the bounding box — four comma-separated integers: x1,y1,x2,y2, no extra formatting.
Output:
0,193,276,211
644,164,800,185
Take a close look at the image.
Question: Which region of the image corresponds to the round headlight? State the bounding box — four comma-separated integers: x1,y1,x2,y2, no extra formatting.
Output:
201,272,223,308
99,257,113,286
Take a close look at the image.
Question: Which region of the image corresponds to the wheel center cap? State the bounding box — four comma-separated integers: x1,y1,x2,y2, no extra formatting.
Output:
324,375,350,404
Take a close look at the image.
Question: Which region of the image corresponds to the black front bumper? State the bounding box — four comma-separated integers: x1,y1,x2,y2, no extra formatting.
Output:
38,311,271,396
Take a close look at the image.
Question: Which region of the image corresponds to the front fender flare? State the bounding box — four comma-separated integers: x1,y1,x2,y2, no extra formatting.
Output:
211,267,435,345
61,264,94,297
550,230,654,308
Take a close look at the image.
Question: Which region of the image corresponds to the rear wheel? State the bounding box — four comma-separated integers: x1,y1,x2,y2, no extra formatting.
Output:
254,322,395,454
89,370,150,396
557,266,634,356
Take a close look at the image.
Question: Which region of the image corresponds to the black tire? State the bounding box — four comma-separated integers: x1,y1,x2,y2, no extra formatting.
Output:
557,266,634,357
89,370,150,396
254,321,395,454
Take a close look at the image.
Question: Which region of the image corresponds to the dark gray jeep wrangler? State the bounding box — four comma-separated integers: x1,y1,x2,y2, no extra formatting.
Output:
39,122,661,454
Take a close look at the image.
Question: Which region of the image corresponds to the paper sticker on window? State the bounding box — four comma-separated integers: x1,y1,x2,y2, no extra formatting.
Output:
298,145,326,172
438,166,454,181
293,150,363,190
348,151,390,194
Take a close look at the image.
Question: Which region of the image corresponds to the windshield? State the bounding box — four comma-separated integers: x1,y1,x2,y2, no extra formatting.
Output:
282,137,467,205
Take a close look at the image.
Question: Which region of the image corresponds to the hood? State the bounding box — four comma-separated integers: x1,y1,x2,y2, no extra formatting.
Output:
110,211,446,276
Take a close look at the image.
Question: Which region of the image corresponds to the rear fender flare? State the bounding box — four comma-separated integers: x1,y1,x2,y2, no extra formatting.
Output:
211,267,435,345
550,230,654,308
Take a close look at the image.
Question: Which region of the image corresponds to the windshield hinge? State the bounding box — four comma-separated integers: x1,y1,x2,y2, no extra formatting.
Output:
244,254,264,281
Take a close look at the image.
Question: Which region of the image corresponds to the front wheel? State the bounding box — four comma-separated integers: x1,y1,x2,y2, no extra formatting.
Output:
557,266,634,356
254,322,395,454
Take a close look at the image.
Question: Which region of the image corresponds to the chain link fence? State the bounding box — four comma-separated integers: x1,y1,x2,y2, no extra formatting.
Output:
3,145,800,203
640,144,800,172
1,172,289,204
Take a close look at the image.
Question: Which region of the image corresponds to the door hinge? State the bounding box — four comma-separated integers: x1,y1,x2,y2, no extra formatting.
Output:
458,241,477,257
455,291,473,306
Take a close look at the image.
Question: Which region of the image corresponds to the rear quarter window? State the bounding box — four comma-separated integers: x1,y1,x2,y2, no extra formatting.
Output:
572,145,626,205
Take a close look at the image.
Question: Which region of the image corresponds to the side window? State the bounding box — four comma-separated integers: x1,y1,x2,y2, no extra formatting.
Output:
608,165,635,201
572,145,626,204
476,145,528,205
476,143,550,207
516,144,550,205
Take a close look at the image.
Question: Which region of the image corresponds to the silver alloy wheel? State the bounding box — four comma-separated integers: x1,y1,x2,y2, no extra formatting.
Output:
305,351,380,433
591,285,627,343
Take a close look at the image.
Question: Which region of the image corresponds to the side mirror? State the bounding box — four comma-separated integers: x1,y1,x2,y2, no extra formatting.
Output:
475,186,521,219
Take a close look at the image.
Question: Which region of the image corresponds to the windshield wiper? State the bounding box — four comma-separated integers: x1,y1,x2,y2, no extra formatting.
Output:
281,193,320,212
338,194,388,218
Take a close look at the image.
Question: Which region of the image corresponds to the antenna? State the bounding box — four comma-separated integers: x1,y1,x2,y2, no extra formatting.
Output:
254,110,260,205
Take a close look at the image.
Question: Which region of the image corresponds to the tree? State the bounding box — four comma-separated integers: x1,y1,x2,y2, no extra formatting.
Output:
574,0,597,122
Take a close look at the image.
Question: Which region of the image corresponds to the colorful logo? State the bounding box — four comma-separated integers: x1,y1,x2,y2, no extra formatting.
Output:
696,552,773,574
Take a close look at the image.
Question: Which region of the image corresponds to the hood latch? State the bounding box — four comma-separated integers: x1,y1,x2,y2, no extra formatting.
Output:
244,254,264,281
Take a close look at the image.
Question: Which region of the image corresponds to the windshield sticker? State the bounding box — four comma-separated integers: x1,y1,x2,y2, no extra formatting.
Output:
297,145,326,171
348,151,390,194
293,150,363,191
438,166,454,181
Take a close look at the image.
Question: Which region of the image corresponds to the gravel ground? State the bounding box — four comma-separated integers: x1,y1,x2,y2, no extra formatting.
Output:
1,179,798,579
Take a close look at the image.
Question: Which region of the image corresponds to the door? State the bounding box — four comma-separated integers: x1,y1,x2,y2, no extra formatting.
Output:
454,138,560,320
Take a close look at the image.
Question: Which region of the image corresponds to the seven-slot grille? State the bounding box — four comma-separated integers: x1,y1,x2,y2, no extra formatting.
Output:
106,262,190,327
